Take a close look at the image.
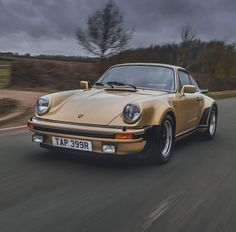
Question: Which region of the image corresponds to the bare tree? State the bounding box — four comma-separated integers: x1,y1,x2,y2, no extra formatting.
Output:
181,24,197,43
76,1,132,59
179,24,198,67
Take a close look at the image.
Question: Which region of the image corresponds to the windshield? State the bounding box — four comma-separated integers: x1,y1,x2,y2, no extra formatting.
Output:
96,65,175,91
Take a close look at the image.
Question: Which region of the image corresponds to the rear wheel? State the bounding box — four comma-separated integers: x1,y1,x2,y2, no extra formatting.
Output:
203,106,217,140
149,115,174,164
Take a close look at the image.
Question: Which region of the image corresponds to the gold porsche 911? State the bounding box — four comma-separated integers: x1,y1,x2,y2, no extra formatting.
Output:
28,63,218,164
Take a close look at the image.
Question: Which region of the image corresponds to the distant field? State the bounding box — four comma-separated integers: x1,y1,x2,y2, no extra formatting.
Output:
0,61,11,86
0,67,10,76
9,57,98,90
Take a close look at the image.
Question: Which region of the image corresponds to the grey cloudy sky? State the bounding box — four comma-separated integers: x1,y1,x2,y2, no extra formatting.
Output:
0,0,235,56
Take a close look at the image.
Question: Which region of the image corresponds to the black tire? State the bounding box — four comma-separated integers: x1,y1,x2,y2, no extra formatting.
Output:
203,106,217,140
149,115,174,164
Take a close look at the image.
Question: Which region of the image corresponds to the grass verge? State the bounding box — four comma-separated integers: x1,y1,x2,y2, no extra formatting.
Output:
0,61,11,87
207,90,236,99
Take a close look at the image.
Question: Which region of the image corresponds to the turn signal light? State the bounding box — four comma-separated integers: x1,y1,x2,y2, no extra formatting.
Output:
28,122,34,129
114,133,133,139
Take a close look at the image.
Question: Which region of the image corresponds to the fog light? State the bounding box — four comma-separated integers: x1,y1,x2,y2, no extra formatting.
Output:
102,145,116,153
32,135,44,143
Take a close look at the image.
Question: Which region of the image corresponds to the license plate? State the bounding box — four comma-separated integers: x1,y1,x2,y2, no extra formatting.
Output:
52,137,92,151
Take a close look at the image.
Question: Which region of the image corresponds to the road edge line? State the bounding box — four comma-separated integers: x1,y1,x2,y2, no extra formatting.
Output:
0,125,26,131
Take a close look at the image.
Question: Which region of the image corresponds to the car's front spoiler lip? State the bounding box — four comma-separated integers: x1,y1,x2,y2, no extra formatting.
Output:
31,125,145,139
28,117,150,140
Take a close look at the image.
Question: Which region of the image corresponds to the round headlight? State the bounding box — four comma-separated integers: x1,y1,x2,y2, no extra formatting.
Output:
123,103,141,123
35,96,50,115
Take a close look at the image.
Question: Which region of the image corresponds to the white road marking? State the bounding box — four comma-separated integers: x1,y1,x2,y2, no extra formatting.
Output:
0,125,26,132
141,191,185,232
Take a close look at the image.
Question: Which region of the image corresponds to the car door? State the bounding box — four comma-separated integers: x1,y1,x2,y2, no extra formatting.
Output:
176,70,203,134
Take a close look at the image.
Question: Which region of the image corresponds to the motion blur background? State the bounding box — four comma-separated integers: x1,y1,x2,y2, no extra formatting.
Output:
1,0,236,90
0,0,236,125
1,2,236,232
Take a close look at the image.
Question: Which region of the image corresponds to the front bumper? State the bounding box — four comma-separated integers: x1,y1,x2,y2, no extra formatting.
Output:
28,117,155,155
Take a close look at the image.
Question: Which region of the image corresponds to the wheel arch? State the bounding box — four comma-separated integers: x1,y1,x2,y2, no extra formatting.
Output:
165,111,176,136
212,103,218,115
158,109,176,136
199,102,218,126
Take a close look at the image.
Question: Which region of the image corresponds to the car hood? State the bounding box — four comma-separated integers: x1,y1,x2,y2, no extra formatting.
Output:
42,88,167,125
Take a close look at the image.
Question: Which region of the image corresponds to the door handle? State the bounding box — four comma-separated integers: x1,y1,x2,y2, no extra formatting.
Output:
196,97,202,101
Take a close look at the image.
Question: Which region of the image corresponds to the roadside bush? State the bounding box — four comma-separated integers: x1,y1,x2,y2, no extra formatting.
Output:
9,58,236,92
10,59,98,90
193,73,236,91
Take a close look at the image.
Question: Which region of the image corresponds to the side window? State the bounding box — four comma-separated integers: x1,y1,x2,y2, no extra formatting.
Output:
190,75,199,91
178,70,191,90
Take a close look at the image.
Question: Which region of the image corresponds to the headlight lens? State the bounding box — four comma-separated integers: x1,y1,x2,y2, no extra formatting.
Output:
123,103,141,123
35,97,50,115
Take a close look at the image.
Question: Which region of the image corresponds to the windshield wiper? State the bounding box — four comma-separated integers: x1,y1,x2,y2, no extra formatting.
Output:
106,81,136,90
94,82,113,88
94,82,105,86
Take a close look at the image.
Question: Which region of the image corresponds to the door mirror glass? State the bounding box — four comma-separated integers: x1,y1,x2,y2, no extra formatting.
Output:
80,81,91,90
181,85,196,94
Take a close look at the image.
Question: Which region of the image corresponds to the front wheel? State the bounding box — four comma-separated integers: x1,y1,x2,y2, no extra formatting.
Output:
149,115,174,164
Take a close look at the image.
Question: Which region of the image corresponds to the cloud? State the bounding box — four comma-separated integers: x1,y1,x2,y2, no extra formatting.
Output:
0,0,235,55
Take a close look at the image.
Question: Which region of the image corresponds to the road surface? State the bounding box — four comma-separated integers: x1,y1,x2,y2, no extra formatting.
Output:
0,98,236,232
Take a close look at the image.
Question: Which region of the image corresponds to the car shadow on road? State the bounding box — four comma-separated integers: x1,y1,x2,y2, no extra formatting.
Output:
28,132,207,170
174,132,205,151
29,147,153,170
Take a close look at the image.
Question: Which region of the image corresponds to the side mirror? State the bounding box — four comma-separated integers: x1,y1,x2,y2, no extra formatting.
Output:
80,81,91,90
181,85,196,95
200,88,208,94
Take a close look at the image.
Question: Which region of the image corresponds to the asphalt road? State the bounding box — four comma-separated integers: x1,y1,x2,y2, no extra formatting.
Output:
0,98,236,232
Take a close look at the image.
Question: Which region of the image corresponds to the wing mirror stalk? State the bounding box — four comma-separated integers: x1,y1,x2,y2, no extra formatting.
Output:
200,88,208,94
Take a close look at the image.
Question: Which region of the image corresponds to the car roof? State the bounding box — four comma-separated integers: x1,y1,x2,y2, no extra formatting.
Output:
111,63,186,71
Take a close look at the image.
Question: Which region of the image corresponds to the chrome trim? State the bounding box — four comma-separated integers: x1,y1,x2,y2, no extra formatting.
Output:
175,125,208,140
31,117,150,130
